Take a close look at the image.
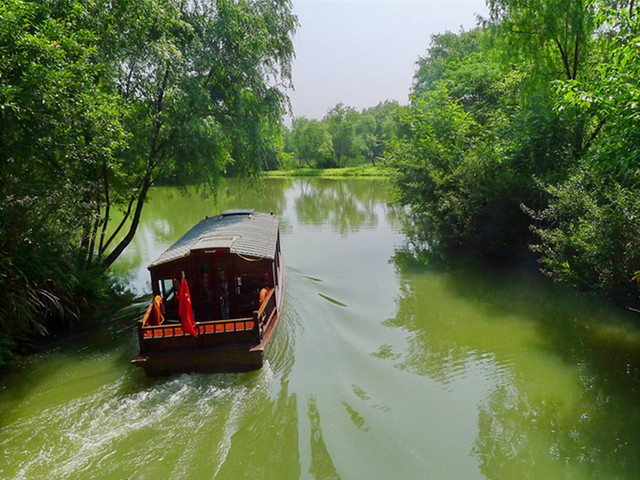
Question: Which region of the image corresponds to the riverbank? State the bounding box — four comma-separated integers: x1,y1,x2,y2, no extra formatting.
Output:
262,165,390,178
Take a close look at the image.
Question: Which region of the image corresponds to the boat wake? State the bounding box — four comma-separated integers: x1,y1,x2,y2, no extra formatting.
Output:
2,366,276,480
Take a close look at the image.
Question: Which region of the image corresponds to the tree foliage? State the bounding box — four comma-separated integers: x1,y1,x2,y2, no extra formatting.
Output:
88,0,296,269
391,1,640,305
486,0,595,82
285,101,403,168
528,166,640,304
390,27,537,257
287,117,333,167
0,0,126,363
529,4,640,302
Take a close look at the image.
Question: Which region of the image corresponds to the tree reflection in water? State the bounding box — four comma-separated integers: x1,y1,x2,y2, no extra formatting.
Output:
293,179,383,234
388,240,640,479
308,396,342,480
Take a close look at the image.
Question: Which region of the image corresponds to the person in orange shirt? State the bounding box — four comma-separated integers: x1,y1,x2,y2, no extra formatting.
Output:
259,286,269,304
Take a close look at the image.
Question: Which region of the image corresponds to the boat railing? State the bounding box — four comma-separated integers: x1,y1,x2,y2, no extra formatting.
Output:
138,288,276,348
197,318,256,335
140,317,256,339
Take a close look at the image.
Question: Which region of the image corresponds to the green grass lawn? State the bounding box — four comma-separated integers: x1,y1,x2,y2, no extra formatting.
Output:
262,165,390,178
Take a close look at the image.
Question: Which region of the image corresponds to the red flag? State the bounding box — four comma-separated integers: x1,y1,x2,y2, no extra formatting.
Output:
179,277,198,337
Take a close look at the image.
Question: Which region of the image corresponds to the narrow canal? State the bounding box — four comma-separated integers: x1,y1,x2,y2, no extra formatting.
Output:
2,178,640,479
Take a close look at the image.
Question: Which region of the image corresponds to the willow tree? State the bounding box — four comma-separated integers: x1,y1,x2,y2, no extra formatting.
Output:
486,0,606,161
390,2,605,258
288,118,334,167
527,4,640,304
487,0,595,80
389,27,535,257
83,0,297,269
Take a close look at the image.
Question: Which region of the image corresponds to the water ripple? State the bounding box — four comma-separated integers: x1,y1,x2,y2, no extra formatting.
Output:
2,368,279,480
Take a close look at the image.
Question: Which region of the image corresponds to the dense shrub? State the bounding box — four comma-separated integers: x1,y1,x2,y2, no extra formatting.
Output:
529,167,640,305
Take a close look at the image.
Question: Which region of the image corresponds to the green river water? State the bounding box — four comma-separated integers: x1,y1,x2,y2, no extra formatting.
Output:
2,178,640,479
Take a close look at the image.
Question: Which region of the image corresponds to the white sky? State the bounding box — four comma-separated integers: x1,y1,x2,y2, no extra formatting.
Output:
287,0,488,121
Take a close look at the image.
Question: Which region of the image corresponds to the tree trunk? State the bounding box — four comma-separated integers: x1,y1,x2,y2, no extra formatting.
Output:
101,169,152,270
101,62,171,271
98,161,111,256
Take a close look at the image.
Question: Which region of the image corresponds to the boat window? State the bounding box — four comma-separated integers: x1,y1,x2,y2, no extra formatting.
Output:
200,263,213,321
160,278,178,302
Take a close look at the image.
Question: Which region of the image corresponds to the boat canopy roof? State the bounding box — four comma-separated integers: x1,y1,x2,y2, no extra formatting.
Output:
149,210,279,268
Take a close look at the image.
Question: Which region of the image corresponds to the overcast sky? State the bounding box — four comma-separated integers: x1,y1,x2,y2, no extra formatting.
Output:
287,0,488,121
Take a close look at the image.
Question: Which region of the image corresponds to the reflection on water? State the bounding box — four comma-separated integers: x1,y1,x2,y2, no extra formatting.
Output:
389,252,640,479
294,179,381,233
308,396,342,480
2,178,640,479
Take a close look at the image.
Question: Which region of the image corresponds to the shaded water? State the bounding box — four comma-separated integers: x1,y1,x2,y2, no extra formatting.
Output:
2,178,640,479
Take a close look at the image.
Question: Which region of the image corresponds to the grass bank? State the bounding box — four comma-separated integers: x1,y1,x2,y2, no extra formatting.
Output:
262,165,390,178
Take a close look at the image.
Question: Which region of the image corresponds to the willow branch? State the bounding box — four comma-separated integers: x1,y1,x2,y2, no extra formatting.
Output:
572,36,579,80
554,38,572,80
582,118,606,154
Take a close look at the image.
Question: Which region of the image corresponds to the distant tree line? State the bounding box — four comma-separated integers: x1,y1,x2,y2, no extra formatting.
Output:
389,0,640,306
282,101,404,169
0,0,295,365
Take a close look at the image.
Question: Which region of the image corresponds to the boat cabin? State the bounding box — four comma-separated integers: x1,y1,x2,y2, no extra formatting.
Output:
132,209,284,375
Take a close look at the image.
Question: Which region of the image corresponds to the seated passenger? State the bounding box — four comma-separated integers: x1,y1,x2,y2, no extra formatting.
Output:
259,286,269,304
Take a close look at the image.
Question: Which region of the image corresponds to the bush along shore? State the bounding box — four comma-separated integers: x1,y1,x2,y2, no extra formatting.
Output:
386,3,640,309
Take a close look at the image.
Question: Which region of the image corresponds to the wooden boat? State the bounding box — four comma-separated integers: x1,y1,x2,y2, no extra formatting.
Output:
131,209,284,375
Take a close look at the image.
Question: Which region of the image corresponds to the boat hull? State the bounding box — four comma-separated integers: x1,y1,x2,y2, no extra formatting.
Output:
132,297,282,375
132,342,266,376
